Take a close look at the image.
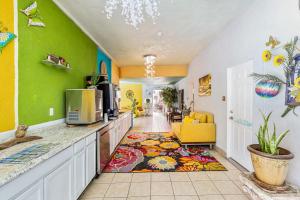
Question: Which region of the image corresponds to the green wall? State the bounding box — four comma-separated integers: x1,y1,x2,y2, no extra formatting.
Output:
18,0,97,125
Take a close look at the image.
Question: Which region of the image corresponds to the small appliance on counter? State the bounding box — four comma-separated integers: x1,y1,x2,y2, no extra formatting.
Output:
97,83,119,119
65,89,103,125
85,73,120,119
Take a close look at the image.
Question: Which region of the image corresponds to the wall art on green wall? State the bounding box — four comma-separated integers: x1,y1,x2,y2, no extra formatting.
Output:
0,22,16,53
20,1,45,27
18,0,97,126
42,54,72,70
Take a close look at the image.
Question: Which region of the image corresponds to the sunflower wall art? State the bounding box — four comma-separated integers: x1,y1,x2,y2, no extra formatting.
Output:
251,36,300,117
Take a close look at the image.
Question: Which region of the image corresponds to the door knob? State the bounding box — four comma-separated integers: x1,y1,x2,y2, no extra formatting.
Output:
229,116,234,120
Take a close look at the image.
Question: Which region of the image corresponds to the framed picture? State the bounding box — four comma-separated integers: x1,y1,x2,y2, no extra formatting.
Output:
198,74,212,96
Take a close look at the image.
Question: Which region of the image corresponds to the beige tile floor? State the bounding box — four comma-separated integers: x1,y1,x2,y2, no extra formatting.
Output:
79,113,250,200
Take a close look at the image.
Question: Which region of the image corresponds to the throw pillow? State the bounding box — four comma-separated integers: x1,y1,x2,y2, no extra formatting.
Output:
195,113,207,123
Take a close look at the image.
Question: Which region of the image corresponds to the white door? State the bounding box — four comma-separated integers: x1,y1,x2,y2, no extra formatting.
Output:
15,180,43,200
44,159,73,200
86,141,96,184
227,60,254,170
74,149,86,199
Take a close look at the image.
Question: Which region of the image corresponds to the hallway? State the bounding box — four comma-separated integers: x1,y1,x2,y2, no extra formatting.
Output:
132,112,171,133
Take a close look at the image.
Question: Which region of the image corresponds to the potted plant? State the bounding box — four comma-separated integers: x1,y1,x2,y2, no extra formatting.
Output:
86,75,100,89
247,111,294,186
161,87,178,111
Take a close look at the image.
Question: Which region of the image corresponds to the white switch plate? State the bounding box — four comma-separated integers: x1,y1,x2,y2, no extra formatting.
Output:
49,108,54,116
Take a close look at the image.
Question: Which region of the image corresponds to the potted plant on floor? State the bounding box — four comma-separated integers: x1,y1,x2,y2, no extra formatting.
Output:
247,111,294,186
161,87,178,112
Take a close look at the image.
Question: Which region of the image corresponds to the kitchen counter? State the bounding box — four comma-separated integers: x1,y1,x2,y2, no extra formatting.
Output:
0,111,131,187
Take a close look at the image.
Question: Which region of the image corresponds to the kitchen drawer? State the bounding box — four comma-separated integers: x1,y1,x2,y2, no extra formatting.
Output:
85,132,96,145
74,139,85,154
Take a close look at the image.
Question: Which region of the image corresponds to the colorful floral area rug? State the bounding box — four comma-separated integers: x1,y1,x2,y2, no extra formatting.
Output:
104,131,226,172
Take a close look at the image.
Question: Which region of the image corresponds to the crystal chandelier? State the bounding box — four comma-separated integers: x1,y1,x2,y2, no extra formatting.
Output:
144,54,156,78
104,0,160,28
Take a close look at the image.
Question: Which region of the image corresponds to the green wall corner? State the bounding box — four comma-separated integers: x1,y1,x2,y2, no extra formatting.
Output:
18,0,97,125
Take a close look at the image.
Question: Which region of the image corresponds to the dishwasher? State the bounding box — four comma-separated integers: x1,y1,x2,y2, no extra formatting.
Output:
96,122,114,174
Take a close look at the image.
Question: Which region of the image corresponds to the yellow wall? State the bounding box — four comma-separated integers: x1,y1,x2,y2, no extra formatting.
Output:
120,83,143,109
0,0,15,132
111,62,120,85
119,65,188,79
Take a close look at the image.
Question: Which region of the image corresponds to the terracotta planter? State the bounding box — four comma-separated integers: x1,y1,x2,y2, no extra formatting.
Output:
247,144,294,186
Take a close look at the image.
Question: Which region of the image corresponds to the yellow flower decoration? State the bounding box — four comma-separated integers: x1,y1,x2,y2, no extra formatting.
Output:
148,156,177,170
294,77,300,89
141,140,160,146
273,55,285,66
296,93,300,103
159,142,180,150
262,50,272,62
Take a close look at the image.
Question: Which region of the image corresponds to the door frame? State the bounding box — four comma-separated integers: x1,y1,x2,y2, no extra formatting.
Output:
226,60,254,160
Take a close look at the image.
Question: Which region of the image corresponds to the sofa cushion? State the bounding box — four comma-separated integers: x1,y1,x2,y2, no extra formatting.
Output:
206,113,214,123
183,117,194,124
192,119,200,124
195,113,207,123
189,112,196,119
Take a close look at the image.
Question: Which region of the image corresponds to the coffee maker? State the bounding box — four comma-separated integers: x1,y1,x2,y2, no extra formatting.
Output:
86,74,119,119
97,83,119,118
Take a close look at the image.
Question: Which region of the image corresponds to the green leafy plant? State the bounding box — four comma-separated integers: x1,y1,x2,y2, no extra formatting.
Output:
249,73,286,85
160,87,178,109
257,111,289,155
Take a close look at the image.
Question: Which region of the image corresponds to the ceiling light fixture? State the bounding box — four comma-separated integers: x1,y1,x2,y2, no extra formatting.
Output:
144,54,157,78
104,0,160,28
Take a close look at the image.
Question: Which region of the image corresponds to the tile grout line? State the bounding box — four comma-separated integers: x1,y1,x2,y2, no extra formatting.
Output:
187,173,200,200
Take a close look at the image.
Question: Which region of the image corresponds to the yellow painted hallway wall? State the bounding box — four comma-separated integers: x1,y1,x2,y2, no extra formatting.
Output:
111,62,119,85
120,83,143,110
0,0,15,132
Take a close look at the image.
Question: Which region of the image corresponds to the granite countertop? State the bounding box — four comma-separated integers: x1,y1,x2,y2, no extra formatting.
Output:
0,116,121,187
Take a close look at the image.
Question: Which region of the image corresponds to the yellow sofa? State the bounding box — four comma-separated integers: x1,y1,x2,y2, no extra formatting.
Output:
171,111,216,148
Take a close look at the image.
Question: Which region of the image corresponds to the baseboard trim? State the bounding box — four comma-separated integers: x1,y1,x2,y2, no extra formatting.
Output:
215,145,227,157
27,118,65,131
0,130,16,143
215,145,248,172
228,158,249,172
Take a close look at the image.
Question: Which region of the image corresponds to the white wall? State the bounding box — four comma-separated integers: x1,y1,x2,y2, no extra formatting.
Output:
185,0,300,186
143,84,168,102
175,78,189,105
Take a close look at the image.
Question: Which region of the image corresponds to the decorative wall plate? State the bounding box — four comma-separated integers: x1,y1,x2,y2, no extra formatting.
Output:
255,80,281,98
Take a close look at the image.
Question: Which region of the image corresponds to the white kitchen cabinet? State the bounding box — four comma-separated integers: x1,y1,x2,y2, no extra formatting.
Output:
44,159,73,200
73,149,85,199
109,127,115,155
85,140,96,184
14,180,43,200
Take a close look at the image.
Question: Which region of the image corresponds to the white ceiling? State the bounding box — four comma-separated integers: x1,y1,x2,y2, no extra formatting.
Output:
55,0,253,66
121,77,184,85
